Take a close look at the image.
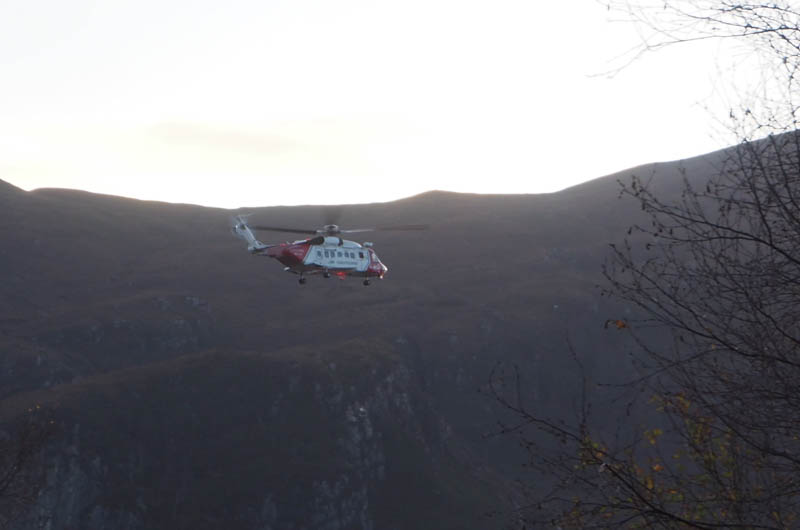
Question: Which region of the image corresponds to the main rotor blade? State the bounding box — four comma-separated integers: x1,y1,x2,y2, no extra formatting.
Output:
338,228,375,234
249,225,318,235
376,224,430,231
339,224,429,234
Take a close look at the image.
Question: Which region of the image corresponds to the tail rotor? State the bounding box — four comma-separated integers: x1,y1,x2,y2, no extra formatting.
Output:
230,215,271,252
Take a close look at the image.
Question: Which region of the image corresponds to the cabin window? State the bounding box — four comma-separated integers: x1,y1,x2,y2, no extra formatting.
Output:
323,250,329,257
337,251,342,258
316,250,322,258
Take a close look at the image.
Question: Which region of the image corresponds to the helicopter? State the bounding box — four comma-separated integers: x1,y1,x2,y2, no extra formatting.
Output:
231,214,428,285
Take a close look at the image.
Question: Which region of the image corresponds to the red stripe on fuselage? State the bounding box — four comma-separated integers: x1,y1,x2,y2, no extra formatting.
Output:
266,242,311,268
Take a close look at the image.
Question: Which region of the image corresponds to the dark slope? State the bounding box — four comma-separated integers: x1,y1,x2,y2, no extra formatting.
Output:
0,152,718,529
0,178,22,194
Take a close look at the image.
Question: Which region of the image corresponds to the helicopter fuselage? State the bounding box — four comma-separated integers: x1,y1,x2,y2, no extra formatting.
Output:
264,236,388,279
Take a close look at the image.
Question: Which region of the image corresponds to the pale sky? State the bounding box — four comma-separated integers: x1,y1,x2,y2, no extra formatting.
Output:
0,0,740,207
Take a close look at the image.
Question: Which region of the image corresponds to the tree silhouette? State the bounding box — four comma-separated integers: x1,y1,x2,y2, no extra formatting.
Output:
493,2,800,527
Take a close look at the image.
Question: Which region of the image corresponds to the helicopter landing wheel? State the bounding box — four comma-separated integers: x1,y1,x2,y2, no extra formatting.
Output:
298,277,307,285
323,271,331,279
363,279,371,286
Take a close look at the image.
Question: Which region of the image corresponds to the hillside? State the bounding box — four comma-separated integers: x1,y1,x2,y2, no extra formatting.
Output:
0,150,722,529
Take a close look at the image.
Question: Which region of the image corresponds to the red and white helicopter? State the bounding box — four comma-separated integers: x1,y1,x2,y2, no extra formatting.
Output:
231,214,427,285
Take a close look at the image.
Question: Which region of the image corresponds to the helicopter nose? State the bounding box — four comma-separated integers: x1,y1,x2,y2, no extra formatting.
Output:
373,259,388,278
366,259,387,278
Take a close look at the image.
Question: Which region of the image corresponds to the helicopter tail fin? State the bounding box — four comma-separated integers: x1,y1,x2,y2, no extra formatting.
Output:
231,215,271,253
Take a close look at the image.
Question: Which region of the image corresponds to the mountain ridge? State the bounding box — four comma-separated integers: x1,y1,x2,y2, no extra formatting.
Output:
0,138,727,209
0,143,737,529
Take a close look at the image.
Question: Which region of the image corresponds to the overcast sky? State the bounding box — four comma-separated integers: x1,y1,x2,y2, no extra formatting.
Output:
0,1,737,207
